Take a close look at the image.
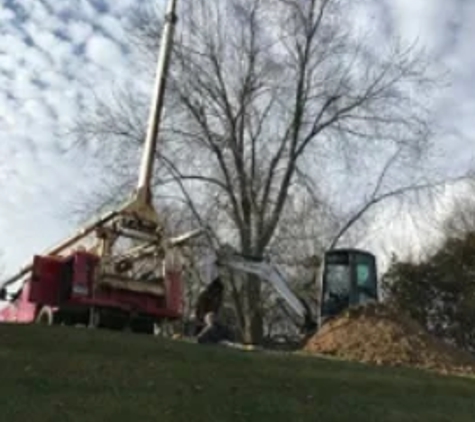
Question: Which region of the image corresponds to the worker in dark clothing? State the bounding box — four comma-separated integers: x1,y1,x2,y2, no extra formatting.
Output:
194,277,224,335
196,311,233,344
193,277,232,344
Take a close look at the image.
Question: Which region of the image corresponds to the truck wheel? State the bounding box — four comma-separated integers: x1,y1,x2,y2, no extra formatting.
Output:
155,320,175,338
88,308,101,329
35,306,53,325
152,322,162,336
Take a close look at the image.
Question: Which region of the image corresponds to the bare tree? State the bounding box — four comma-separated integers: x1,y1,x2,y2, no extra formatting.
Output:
440,184,475,239
70,0,460,343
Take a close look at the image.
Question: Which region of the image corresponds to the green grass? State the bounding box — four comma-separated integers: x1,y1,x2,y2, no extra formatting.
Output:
1,324,475,422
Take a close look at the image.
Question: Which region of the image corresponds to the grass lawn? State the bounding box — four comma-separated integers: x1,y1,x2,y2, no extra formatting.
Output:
1,324,475,422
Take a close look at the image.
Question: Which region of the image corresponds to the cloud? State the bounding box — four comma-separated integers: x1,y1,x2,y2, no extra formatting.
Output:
85,33,125,68
350,0,475,265
0,0,137,275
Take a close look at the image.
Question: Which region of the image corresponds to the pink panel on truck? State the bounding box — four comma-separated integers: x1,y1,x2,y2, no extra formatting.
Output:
15,281,36,322
0,281,36,323
29,255,65,306
0,303,17,322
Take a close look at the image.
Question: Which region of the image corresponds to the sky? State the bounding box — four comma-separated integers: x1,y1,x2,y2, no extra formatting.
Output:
0,0,475,279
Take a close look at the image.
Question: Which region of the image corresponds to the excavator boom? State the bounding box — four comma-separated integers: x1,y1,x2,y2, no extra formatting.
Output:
197,250,318,337
216,255,309,321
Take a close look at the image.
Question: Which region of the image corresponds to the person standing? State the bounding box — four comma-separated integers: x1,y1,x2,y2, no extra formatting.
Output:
193,277,224,336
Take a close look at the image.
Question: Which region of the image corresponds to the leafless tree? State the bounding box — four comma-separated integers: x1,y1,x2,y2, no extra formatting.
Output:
69,0,466,343
440,183,475,239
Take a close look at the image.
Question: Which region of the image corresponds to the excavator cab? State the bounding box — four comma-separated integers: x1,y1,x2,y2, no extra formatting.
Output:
320,248,378,323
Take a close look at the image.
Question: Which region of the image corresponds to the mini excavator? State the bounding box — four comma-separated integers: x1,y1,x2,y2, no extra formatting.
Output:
190,247,379,344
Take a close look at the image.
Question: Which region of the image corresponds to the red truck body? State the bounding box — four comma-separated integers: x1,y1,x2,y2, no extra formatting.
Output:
0,250,184,329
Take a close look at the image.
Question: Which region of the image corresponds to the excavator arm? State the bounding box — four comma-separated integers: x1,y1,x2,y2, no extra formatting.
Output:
199,251,318,337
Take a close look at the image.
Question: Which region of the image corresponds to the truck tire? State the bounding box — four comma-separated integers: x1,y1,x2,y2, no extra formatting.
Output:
152,322,162,336
153,320,174,337
88,308,101,329
35,306,54,325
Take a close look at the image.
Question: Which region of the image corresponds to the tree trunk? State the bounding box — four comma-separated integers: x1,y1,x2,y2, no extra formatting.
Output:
242,274,264,344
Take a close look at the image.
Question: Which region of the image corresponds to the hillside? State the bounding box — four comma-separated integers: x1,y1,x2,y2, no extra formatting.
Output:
1,324,475,422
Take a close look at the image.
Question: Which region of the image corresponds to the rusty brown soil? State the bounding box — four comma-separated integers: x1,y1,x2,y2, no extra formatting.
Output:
303,303,475,376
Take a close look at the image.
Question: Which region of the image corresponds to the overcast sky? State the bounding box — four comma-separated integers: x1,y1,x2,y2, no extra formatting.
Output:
0,0,474,277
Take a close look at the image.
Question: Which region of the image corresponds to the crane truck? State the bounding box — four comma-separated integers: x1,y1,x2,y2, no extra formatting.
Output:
0,0,190,334
0,0,380,341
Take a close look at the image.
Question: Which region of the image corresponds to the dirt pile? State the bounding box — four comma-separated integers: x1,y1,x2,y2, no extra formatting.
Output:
304,302,475,376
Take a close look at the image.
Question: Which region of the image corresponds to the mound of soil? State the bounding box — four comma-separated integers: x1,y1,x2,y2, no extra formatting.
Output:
304,302,475,376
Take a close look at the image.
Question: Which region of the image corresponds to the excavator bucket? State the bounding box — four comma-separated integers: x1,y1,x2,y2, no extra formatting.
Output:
320,248,378,322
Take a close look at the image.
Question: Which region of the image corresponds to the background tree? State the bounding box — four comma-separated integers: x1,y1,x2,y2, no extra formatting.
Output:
382,194,475,353
70,0,457,344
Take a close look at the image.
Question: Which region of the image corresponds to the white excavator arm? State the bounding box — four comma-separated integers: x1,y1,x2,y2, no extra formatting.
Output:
199,250,318,335
217,255,307,319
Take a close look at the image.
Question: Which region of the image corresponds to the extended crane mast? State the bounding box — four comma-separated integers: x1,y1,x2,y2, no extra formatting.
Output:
123,0,178,225
136,0,177,205
1,0,194,295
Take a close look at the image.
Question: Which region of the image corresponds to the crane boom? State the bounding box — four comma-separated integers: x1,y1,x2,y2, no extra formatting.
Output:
136,0,178,203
